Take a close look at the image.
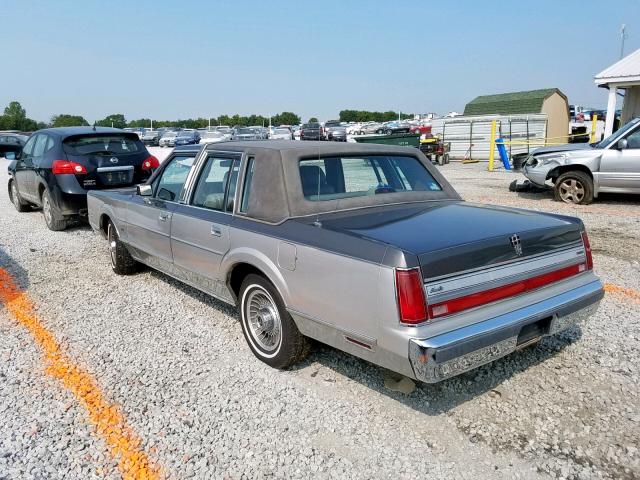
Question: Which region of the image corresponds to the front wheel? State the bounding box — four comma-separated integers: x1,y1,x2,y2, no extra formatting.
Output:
107,220,139,275
554,171,594,205
239,274,309,369
41,189,67,231
9,180,30,212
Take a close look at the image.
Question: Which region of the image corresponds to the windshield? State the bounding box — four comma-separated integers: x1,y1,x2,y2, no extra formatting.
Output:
596,118,640,148
299,155,441,201
274,129,289,134
63,135,140,155
178,131,194,137
164,132,177,138
236,128,254,134
203,131,222,137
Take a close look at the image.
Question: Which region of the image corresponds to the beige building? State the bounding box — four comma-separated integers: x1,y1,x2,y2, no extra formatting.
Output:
464,88,570,143
595,48,640,137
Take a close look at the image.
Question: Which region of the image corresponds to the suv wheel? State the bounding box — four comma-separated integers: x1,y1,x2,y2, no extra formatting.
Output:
239,274,310,369
107,220,139,274
41,189,67,231
9,180,30,212
554,171,594,205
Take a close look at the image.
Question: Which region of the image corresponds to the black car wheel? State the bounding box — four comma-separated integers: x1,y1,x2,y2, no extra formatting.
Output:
9,180,30,212
107,220,139,275
41,189,67,231
239,274,310,369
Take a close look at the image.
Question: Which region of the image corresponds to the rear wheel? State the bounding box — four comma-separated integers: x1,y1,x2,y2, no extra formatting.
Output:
41,189,67,231
9,180,29,212
554,171,593,205
107,220,139,275
239,274,309,369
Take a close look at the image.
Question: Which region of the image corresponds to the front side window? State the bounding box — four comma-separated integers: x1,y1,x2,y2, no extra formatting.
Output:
32,134,48,158
154,155,195,202
625,127,640,149
299,155,441,201
191,156,239,212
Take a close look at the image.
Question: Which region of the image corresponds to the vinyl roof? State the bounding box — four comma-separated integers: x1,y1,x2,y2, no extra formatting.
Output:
594,48,640,86
463,89,565,115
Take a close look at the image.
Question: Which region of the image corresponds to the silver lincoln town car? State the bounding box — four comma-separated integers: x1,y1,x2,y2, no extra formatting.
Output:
87,141,603,383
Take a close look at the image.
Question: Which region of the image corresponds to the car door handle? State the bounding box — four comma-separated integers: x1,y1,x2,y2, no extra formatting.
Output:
211,224,222,237
158,212,171,222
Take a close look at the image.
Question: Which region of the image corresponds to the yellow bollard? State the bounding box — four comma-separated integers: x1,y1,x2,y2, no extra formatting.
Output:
488,120,497,171
590,114,598,143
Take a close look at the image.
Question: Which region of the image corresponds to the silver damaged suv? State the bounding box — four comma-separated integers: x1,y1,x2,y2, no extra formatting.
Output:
523,117,640,204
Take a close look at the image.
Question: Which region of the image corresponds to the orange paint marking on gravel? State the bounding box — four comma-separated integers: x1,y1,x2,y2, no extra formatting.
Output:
0,268,161,480
604,283,640,304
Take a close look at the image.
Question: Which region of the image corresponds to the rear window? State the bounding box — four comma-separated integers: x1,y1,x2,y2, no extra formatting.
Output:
299,155,441,201
63,135,140,155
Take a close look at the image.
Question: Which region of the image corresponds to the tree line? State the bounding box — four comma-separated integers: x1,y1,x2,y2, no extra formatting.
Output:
0,101,416,133
0,102,305,132
339,110,413,123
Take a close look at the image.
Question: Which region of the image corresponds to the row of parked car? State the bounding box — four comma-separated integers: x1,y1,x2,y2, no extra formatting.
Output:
3,125,603,386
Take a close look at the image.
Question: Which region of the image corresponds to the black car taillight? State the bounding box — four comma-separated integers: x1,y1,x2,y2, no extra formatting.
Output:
51,160,87,175
141,155,159,171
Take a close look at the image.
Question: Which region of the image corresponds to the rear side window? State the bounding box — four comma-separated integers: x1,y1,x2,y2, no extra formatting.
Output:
239,157,255,213
191,156,240,212
299,155,441,201
63,135,140,155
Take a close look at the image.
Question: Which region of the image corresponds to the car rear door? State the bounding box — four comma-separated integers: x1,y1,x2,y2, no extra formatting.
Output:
169,151,241,292
126,153,197,265
598,124,640,192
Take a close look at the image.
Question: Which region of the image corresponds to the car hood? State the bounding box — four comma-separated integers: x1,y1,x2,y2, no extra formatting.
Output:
532,143,594,155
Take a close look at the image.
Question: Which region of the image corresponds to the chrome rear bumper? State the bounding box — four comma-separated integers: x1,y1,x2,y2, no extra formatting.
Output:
408,280,604,383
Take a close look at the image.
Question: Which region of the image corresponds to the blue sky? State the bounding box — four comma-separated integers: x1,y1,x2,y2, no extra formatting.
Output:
2,0,639,123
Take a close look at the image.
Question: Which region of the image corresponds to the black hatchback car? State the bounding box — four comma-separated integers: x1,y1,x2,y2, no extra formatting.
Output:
6,127,159,231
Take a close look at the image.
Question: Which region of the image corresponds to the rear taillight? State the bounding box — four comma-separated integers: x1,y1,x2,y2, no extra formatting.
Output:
428,262,587,320
395,268,427,325
582,231,593,270
51,160,87,175
141,155,159,171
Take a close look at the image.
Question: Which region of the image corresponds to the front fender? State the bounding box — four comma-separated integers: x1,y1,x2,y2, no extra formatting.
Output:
221,247,292,307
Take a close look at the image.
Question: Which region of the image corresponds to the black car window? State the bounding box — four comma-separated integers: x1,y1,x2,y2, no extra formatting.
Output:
21,135,37,157
63,135,140,155
154,155,195,202
0,136,5,144
32,134,48,158
299,155,441,201
191,156,239,212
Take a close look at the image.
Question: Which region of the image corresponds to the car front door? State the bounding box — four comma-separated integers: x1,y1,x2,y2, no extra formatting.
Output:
169,152,241,297
126,153,196,266
12,134,38,202
598,124,640,192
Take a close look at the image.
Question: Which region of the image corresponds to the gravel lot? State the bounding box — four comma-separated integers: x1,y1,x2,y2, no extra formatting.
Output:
0,151,638,480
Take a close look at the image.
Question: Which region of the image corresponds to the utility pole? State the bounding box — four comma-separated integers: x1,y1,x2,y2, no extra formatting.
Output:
150,119,153,131
620,24,628,59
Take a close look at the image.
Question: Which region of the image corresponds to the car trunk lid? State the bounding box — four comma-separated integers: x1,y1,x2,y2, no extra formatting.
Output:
316,201,584,279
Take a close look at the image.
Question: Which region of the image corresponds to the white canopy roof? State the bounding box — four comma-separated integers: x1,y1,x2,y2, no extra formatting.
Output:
595,48,640,86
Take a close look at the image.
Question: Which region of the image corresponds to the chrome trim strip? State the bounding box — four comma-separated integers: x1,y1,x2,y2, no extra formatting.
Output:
287,308,377,346
423,240,584,282
425,246,586,302
97,165,134,172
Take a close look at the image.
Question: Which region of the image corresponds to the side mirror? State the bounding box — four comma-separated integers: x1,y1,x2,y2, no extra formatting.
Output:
617,138,629,150
137,184,153,196
5,151,16,160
